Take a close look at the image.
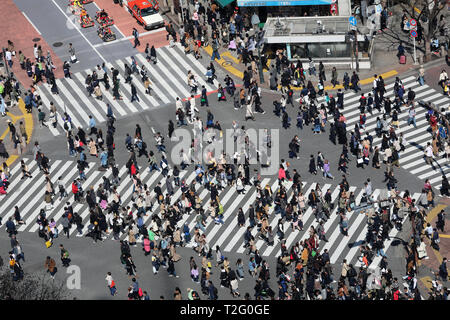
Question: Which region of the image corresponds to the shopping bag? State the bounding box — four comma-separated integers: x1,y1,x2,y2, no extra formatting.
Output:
45,240,53,248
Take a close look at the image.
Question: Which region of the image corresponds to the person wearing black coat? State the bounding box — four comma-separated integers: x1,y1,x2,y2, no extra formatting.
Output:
309,155,317,175
441,175,449,196
329,122,337,144
237,208,245,227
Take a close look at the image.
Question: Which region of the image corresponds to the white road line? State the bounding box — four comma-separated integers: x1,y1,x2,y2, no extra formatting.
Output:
140,171,189,231
123,57,159,107
35,86,64,136
107,61,145,111
165,46,214,92
64,77,106,123
151,53,191,98
93,29,164,47
262,181,309,256
318,186,357,254
211,181,266,251
256,181,298,251
81,70,127,116
19,161,72,231
174,42,219,87
44,83,84,129
329,189,366,264
24,166,80,232
56,79,91,125
0,162,39,228
72,170,111,236
51,0,106,63
22,11,41,35
134,54,171,104
36,164,96,233
344,189,380,264
368,193,421,271
217,178,272,252
263,183,331,255
273,183,318,257
155,47,194,97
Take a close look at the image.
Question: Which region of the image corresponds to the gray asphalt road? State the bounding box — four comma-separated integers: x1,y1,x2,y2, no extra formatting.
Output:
14,0,140,72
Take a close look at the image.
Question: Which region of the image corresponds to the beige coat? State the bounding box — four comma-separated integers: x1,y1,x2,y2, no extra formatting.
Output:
88,140,97,156
173,229,181,243
94,86,102,98
170,244,181,262
128,230,136,244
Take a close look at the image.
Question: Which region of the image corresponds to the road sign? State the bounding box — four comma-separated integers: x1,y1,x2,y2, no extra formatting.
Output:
410,18,417,27
349,16,357,26
410,30,417,38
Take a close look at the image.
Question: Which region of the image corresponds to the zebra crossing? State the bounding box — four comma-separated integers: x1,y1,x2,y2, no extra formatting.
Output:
306,75,450,190
1,157,421,268
36,42,218,136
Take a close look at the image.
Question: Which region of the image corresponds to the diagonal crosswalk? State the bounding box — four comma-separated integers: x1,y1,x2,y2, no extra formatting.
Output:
301,76,450,191
34,44,218,136
1,157,417,269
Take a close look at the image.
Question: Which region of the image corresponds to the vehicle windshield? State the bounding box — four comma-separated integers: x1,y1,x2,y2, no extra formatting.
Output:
140,6,157,16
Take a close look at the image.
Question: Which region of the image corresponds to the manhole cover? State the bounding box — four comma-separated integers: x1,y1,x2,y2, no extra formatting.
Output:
222,61,232,67
32,37,41,42
53,42,63,47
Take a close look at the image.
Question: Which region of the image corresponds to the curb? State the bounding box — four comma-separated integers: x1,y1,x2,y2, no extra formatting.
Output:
202,45,244,79
0,97,33,167
201,43,404,92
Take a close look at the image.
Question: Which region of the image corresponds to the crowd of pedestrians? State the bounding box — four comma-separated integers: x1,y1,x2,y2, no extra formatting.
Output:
0,1,449,301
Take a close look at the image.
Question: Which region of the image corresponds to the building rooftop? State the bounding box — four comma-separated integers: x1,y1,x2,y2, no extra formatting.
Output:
263,16,367,43
264,16,353,37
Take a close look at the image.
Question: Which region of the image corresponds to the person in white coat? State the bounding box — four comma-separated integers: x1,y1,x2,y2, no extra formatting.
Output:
245,97,255,121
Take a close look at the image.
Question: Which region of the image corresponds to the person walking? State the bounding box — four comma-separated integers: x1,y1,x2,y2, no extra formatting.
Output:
45,256,57,279
132,28,140,48
130,83,139,102
211,36,220,61
439,258,448,282
20,160,32,179
105,272,117,296
323,159,334,180
60,244,70,267
69,43,78,63
167,257,179,277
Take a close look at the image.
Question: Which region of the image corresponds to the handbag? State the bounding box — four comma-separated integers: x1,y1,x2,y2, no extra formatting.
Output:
45,240,52,248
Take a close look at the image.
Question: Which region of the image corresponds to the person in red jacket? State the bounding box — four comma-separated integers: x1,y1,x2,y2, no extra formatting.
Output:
130,162,137,176
72,180,79,202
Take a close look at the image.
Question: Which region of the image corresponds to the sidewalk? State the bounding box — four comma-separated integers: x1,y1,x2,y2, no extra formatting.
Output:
415,199,449,297
161,3,447,92
0,66,34,167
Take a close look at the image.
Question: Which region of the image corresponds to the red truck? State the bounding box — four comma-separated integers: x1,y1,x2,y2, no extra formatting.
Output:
126,0,165,30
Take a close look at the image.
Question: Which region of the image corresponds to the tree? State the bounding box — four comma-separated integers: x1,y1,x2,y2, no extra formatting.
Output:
0,267,72,300
400,0,446,59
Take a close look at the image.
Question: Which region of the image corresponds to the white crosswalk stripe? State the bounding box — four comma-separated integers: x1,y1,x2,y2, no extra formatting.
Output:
34,45,218,135
312,75,450,190
0,158,424,269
